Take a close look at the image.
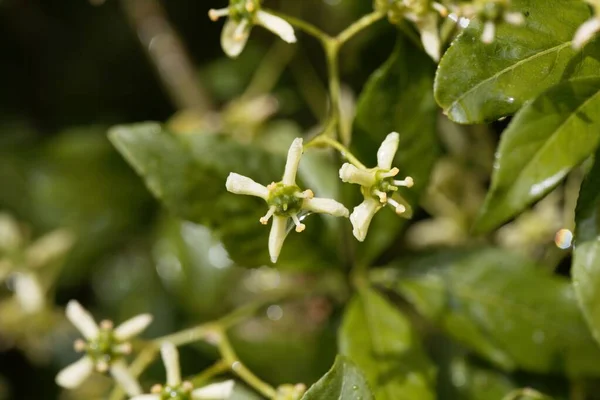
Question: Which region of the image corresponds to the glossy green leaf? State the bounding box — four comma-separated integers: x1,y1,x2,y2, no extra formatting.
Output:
375,248,600,376
435,0,600,123
353,36,439,262
109,123,336,269
301,356,374,400
573,148,600,346
474,78,600,233
339,287,436,400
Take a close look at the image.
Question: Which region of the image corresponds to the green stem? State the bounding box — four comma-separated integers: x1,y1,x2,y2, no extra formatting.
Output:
337,10,386,45
190,360,229,386
264,9,331,44
305,136,366,169
108,345,159,400
216,328,277,399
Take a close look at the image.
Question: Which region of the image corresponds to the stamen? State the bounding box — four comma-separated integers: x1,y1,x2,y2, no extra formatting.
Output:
208,8,229,21
260,206,276,225
394,176,414,188
387,198,406,215
291,214,306,232
234,19,249,41
115,343,132,355
373,190,388,203
182,381,194,391
245,0,255,12
100,320,114,330
151,384,163,394
96,361,109,372
267,182,277,191
295,189,314,199
74,339,86,352
380,167,399,178
432,2,448,17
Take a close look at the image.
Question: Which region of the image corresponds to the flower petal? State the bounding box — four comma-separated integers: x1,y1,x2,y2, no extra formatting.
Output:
66,300,99,339
221,18,251,58
161,342,181,387
481,21,496,44
225,173,269,200
350,198,381,242
376,132,400,170
55,357,94,389
268,215,288,263
110,360,142,396
303,197,349,218
255,10,297,43
573,18,600,49
26,229,74,269
192,380,235,399
416,13,440,61
282,138,303,186
339,163,376,187
114,313,153,341
13,272,45,314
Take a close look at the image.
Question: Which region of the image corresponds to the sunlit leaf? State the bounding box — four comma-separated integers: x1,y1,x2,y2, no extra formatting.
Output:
301,356,374,400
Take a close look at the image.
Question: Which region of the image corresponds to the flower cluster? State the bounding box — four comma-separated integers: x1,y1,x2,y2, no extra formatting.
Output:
226,133,414,261
226,138,349,263
209,0,296,58
131,342,234,400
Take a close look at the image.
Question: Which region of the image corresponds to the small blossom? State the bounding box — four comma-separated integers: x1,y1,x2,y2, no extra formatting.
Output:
339,132,414,242
226,138,349,263
131,342,235,400
209,0,296,58
457,0,525,44
56,301,152,396
574,1,600,50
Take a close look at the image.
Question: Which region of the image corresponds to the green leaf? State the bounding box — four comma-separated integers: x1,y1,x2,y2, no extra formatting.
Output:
375,248,600,376
354,36,439,262
301,356,374,400
435,0,600,123
474,78,600,232
442,357,517,400
109,122,336,269
339,287,436,400
573,148,600,346
501,388,554,400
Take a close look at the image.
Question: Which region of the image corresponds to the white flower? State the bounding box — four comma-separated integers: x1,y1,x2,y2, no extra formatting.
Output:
574,17,600,49
56,301,152,396
209,0,296,58
226,138,349,263
339,132,414,242
131,342,234,400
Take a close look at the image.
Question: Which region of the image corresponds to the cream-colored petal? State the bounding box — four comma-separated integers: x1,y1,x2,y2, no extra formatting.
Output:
303,198,349,218
129,396,161,400
225,173,269,200
268,215,288,263
573,18,600,49
221,18,251,58
481,21,496,44
339,163,376,187
350,198,382,242
416,13,440,61
161,342,181,387
376,132,400,170
192,380,235,399
66,300,99,339
504,11,525,26
110,360,142,396
255,10,297,43
13,272,45,314
114,313,153,341
55,357,94,389
26,229,74,269
282,138,303,186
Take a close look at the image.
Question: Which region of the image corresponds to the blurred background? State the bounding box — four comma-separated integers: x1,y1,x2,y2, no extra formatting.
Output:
0,0,398,398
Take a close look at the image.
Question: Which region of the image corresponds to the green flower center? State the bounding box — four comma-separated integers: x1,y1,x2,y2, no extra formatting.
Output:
160,385,193,400
267,183,303,216
85,328,123,364
228,0,260,20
